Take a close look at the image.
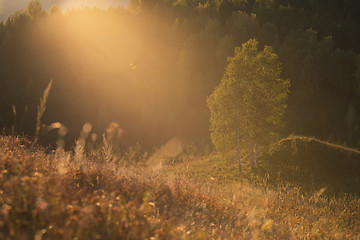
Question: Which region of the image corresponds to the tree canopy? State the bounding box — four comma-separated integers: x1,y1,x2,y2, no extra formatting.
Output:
207,39,290,169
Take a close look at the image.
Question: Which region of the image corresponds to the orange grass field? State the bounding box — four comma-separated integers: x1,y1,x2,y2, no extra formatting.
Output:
0,135,359,239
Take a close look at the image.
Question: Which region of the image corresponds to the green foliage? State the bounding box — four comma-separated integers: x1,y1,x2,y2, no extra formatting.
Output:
1,0,360,150
207,39,290,160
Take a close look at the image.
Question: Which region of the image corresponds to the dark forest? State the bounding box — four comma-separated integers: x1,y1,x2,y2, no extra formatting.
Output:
1,0,360,150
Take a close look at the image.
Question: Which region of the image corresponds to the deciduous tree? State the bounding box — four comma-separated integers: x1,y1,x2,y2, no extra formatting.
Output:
207,39,289,171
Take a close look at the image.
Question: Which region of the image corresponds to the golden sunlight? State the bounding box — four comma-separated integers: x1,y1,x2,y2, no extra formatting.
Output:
0,0,127,20
1,1,360,239
57,0,127,11
0,1,4,14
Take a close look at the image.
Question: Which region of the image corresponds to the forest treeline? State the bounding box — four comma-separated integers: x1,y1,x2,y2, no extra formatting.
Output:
1,0,360,149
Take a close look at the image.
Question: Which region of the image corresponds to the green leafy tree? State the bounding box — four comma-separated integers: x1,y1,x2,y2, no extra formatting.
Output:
207,39,289,171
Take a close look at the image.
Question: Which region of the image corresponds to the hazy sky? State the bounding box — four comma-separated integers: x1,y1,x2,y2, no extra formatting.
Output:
0,0,128,20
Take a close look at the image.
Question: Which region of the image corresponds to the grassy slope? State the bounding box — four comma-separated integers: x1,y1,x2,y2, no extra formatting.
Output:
261,136,360,193
0,136,360,239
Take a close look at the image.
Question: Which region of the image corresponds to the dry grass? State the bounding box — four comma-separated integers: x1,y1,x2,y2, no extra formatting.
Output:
0,136,359,239
263,136,360,193
279,136,360,155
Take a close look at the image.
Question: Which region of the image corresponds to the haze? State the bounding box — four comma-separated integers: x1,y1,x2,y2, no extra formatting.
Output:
0,0,128,20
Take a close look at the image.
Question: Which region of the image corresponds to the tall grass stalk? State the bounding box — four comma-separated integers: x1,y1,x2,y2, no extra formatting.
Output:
35,79,53,140
102,133,113,163
74,123,92,164
11,104,16,135
50,122,70,174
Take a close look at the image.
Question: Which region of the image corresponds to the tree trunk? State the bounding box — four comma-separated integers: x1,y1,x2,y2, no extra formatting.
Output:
237,125,242,173
238,142,242,173
254,141,258,166
248,132,255,169
237,109,242,173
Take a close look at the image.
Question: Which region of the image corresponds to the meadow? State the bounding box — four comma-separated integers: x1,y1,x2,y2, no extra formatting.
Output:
1,135,359,239
1,1,360,239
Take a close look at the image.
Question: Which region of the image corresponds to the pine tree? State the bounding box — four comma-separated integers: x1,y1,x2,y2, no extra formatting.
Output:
207,39,290,172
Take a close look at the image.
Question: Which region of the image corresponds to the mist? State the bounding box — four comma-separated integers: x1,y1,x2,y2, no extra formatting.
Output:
1,0,360,151
0,0,128,20
0,4,223,149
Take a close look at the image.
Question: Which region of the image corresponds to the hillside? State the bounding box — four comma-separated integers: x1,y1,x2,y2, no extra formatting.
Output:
262,137,360,193
1,1,360,239
1,136,360,239
2,0,360,149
